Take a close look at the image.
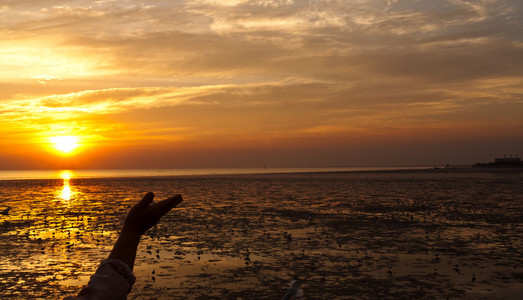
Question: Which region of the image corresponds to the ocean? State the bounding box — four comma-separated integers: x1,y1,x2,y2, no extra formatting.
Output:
0,166,431,180
0,169,521,299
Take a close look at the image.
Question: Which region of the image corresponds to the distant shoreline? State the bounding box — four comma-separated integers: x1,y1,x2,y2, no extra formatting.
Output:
332,167,523,174
0,166,522,181
274,167,523,176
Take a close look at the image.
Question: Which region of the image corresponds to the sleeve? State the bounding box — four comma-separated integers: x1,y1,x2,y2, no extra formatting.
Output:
64,259,136,300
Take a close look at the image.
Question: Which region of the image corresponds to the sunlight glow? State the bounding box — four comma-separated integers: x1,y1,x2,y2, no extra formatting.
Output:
60,181,73,201
0,41,111,82
51,136,79,153
58,171,75,201
59,170,74,180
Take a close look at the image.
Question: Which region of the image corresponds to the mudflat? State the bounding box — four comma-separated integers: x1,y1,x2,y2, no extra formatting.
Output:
0,171,522,299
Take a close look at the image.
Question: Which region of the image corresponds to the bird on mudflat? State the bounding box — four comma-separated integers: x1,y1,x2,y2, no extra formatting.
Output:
281,277,303,300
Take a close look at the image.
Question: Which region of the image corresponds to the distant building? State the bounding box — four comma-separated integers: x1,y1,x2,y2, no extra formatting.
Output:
473,154,523,168
495,154,521,163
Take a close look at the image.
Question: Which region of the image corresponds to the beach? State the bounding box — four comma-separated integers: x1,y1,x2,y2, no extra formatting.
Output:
0,170,522,299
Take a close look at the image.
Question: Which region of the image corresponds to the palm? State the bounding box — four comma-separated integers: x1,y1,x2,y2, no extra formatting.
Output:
124,192,183,236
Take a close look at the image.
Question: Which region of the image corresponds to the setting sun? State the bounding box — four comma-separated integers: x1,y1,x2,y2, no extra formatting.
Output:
51,136,79,154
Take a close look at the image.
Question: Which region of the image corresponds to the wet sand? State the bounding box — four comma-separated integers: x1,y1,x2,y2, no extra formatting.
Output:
0,171,522,299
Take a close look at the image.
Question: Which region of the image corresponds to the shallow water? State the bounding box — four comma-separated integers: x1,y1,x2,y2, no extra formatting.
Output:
0,171,522,299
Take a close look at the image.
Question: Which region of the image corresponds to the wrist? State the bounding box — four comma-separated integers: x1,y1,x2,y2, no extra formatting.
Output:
119,226,142,241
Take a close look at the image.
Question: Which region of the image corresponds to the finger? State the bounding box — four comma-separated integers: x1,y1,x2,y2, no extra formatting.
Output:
133,192,155,211
157,194,183,215
152,194,183,217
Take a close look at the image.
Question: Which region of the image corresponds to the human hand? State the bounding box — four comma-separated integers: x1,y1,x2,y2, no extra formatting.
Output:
122,192,183,237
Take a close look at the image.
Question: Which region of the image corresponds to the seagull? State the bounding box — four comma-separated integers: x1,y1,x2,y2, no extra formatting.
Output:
281,277,303,300
1,207,10,216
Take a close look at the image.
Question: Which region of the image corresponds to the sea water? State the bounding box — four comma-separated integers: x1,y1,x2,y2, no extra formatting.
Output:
0,166,431,180
0,170,521,299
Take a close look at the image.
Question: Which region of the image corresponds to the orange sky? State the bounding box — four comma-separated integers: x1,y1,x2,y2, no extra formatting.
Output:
0,0,522,169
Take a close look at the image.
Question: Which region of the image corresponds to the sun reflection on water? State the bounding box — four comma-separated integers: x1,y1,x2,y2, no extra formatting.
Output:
60,170,73,180
58,170,75,201
60,181,73,201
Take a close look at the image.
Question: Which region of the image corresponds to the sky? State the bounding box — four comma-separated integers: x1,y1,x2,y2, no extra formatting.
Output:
0,0,522,169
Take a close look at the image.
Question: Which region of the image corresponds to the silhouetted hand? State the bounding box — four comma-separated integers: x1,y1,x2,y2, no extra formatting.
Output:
109,192,183,270
74,193,184,299
122,192,183,237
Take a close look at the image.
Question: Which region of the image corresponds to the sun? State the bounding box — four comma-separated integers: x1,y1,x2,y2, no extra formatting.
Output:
51,136,79,154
